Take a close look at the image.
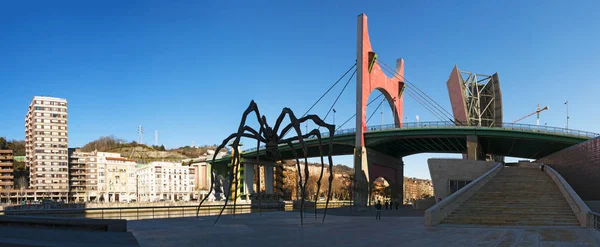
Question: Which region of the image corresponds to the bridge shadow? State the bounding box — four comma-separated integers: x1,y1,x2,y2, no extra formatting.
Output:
312,205,425,217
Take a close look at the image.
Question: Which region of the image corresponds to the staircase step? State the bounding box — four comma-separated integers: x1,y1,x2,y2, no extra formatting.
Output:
441,167,577,226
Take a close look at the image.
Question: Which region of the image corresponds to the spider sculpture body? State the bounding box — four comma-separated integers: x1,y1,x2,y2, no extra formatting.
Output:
196,100,335,226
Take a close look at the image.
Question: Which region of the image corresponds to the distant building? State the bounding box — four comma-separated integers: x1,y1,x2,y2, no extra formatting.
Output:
403,177,434,203
68,149,95,202
25,96,69,199
136,161,190,202
0,150,14,190
182,150,226,201
96,152,137,203
68,150,136,202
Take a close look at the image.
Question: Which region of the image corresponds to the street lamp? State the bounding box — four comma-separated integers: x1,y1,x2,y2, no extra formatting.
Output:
565,101,569,131
333,109,336,126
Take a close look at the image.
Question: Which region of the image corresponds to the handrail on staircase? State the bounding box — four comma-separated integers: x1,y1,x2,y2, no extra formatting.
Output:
544,165,594,228
424,163,503,226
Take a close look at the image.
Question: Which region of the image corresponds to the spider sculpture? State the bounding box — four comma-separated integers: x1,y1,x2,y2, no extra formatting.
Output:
196,100,335,226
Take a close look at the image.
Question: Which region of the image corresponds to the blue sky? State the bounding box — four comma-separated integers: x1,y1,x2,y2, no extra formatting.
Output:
2,1,600,179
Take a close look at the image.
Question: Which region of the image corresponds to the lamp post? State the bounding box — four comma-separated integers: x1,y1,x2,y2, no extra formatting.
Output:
565,101,569,131
333,109,336,126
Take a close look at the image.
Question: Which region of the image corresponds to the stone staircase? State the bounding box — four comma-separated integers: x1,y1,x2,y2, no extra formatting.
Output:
443,166,579,226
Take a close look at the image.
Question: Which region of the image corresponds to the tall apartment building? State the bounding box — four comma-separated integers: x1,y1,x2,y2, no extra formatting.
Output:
25,96,69,198
136,162,190,202
0,150,14,190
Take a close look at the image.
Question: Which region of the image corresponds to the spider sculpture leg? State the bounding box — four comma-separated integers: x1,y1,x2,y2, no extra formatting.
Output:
210,101,269,225
286,141,304,226
197,130,264,218
282,129,324,220
271,109,316,226
199,104,266,224
218,127,268,224
284,115,335,223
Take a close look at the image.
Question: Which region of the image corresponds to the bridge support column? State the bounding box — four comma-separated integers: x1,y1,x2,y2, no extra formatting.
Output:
264,166,274,193
244,164,254,196
354,147,404,209
394,161,404,205
354,146,370,209
466,135,484,161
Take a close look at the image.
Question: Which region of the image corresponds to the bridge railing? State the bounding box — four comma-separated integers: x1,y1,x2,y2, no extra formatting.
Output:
241,121,598,153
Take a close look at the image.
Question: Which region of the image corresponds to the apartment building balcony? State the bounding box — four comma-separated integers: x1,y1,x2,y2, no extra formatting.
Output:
0,181,13,186
0,162,13,167
70,176,87,181
0,157,13,161
70,177,86,182
0,169,14,173
0,175,13,179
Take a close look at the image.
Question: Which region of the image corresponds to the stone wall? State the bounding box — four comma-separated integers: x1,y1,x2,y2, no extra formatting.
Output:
428,159,497,203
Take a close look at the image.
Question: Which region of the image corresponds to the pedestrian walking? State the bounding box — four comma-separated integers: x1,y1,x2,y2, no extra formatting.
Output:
540,162,545,171
375,200,382,220
384,200,389,210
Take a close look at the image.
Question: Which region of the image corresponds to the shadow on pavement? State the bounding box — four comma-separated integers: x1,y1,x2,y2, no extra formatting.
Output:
313,205,425,217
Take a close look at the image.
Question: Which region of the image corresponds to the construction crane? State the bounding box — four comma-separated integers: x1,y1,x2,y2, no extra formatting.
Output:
512,104,549,126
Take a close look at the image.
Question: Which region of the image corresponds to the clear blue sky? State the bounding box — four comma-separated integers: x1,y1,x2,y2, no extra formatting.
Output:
2,1,600,179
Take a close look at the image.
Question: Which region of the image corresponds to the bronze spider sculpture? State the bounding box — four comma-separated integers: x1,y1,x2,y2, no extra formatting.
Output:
196,100,335,226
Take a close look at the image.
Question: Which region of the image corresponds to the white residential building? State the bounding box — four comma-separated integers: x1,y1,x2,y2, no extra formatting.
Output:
136,162,190,202
25,96,69,198
96,152,137,202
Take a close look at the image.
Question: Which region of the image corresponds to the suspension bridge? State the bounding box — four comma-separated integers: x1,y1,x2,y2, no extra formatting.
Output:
204,13,599,208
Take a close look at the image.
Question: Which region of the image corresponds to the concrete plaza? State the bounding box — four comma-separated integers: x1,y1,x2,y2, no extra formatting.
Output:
128,209,600,247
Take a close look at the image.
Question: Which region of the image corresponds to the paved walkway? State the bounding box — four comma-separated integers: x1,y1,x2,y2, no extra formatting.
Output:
128,211,600,247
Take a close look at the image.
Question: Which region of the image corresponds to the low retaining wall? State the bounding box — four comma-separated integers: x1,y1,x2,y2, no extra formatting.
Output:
0,215,127,232
545,165,593,227
424,163,503,226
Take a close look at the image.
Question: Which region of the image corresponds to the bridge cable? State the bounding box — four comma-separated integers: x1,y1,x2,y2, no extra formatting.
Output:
301,63,357,118
366,96,385,124
281,62,357,139
378,59,455,119
378,60,458,124
405,89,448,122
319,70,357,130
334,94,383,132
378,62,456,123
377,63,447,121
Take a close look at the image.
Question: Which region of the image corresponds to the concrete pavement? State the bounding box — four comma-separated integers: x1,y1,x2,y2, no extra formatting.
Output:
128,211,600,247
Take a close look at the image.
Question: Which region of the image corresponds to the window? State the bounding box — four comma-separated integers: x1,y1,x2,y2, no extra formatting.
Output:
448,180,472,195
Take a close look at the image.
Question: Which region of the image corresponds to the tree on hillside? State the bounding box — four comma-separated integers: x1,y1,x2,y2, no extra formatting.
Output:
0,138,26,156
81,136,127,152
8,140,26,156
171,145,218,158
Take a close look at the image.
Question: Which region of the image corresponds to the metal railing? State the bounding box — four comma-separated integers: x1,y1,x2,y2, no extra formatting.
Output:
592,211,600,231
0,202,353,221
241,121,599,153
